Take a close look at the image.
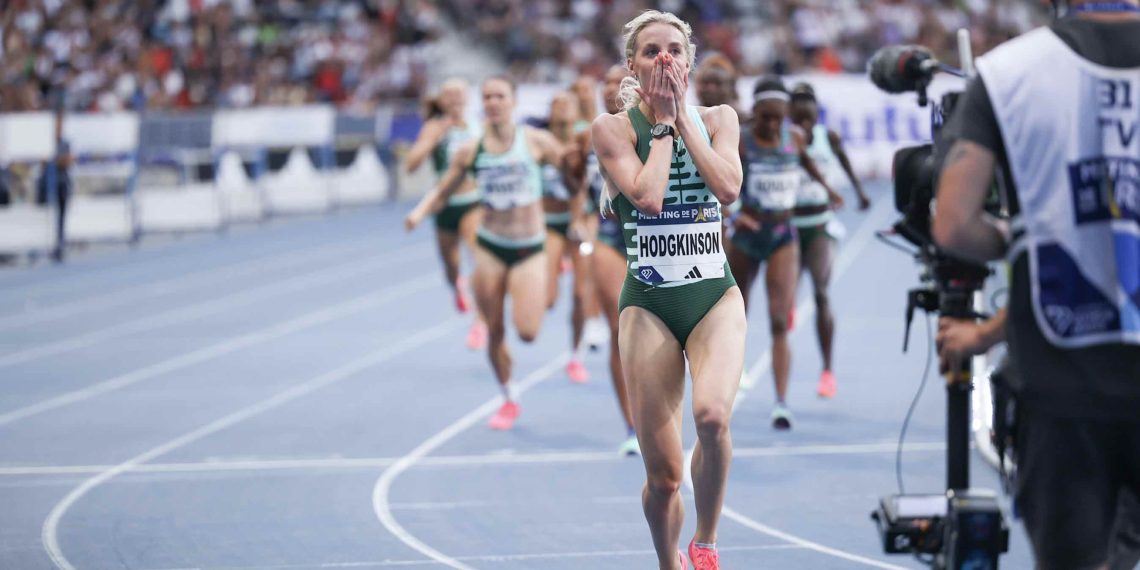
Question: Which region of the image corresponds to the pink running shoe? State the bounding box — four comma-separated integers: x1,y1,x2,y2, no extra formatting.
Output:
566,357,589,384
465,320,487,351
678,549,688,570
488,400,520,430
455,277,471,314
688,540,719,570
817,370,837,399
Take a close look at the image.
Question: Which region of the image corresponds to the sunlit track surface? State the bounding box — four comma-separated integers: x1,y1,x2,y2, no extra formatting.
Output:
0,192,1033,569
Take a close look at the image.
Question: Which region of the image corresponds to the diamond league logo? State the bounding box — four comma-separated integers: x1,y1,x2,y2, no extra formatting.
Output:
641,268,653,280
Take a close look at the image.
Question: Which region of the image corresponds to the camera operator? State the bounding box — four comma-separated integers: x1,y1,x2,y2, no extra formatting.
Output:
931,2,1140,568
938,309,1140,570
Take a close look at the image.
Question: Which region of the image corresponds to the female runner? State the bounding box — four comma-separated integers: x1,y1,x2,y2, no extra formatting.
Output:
788,82,871,398
406,76,565,430
727,77,839,430
593,11,745,569
404,79,487,349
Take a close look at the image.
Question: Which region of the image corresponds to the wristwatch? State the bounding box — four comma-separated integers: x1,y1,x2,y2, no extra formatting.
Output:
650,123,676,139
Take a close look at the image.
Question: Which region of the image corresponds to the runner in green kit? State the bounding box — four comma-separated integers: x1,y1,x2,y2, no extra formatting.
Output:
403,78,487,350
788,82,871,399
541,90,594,384
406,76,565,431
573,64,639,456
592,11,745,570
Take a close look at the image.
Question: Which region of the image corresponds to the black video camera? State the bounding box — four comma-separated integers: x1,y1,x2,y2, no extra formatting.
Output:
867,40,1011,569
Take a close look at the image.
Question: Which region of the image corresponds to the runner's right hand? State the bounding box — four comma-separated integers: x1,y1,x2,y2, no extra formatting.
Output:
635,53,678,126
404,211,423,232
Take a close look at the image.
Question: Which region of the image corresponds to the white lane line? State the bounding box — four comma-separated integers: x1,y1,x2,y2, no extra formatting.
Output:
0,273,439,427
718,507,906,570
0,441,946,477
135,544,807,570
0,247,433,371
42,316,467,570
0,238,395,332
684,195,907,569
372,354,569,570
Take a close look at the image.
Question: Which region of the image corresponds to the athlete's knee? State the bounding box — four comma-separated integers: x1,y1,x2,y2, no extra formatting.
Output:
646,468,683,498
487,320,506,343
694,403,731,440
517,328,538,343
769,314,790,337
814,289,831,312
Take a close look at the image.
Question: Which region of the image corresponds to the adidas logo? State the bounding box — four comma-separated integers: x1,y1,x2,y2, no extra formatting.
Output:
684,266,703,279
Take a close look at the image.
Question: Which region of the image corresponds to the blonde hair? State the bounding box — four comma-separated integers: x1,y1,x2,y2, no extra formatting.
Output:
618,10,697,111
440,78,469,94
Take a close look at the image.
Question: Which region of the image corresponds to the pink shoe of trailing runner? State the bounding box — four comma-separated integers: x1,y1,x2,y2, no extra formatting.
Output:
487,400,519,430
455,277,471,314
688,540,719,570
816,370,837,399
465,320,487,351
566,357,589,384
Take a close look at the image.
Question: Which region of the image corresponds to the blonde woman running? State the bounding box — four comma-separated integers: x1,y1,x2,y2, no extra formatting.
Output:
406,76,564,430
576,64,639,455
592,11,746,570
404,79,487,350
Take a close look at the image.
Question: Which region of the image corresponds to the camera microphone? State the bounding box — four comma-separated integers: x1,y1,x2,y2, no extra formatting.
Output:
867,45,941,94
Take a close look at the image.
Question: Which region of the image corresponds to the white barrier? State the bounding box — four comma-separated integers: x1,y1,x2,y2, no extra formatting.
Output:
64,195,135,244
136,183,224,233
60,112,141,244
262,147,332,214
211,106,335,149
215,151,265,223
0,113,56,164
331,145,388,206
0,114,58,255
0,204,56,256
212,105,335,216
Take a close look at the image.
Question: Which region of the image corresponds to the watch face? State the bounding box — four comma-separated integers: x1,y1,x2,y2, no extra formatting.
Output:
652,124,669,137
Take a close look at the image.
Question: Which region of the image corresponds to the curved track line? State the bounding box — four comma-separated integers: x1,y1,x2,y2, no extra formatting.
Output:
42,318,465,570
372,354,568,570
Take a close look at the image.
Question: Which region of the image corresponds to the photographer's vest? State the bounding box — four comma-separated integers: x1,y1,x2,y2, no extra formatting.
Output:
616,106,727,285
433,123,482,206
977,28,1140,348
741,126,801,213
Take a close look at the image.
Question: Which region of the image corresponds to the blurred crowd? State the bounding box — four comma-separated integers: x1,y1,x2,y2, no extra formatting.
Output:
443,0,1044,83
1,0,1046,114
1,0,443,113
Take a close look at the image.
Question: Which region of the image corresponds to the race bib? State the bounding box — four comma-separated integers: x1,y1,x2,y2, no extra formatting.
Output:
479,163,534,210
747,167,800,211
635,202,726,283
542,164,571,201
